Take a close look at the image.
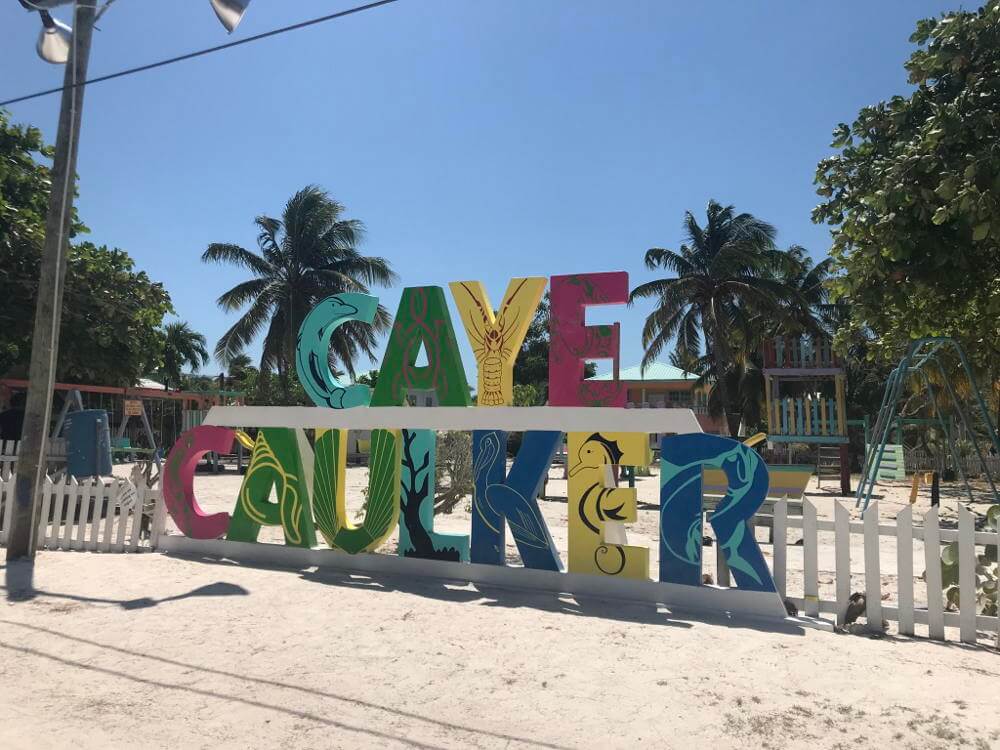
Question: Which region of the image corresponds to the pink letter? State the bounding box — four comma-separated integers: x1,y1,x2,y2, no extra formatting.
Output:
549,272,627,407
162,426,234,538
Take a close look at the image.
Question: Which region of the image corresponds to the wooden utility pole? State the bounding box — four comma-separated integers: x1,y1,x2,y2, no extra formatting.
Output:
6,4,96,560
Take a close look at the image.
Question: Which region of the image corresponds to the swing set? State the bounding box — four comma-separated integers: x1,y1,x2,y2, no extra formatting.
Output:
857,337,1000,512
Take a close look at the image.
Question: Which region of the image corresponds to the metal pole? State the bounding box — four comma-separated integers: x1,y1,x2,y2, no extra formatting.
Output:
5,3,96,561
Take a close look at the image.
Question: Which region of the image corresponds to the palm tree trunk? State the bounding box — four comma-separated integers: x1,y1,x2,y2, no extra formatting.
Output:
277,358,290,404
705,300,739,437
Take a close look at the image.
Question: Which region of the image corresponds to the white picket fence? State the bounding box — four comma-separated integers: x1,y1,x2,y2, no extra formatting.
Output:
0,474,165,553
766,498,999,644
0,438,68,476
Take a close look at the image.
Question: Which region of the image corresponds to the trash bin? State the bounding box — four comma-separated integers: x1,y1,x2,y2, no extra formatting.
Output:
65,409,112,477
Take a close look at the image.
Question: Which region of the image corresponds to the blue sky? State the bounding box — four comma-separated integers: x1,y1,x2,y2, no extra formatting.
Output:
0,0,958,381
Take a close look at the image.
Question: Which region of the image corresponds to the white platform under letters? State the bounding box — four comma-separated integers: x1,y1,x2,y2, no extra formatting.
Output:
203,405,705,434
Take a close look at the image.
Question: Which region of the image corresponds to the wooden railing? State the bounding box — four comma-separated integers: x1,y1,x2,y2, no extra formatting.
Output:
771,395,845,439
763,335,841,369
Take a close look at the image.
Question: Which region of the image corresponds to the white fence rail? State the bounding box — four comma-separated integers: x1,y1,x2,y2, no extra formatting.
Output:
0,474,164,553
0,439,68,477
769,498,999,644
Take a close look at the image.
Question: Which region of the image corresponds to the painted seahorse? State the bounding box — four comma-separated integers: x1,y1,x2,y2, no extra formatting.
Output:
569,432,628,575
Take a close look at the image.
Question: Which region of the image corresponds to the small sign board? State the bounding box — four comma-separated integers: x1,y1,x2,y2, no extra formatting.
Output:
115,480,138,511
124,399,144,417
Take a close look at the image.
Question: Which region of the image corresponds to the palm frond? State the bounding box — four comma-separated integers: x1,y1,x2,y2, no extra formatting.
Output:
201,243,273,277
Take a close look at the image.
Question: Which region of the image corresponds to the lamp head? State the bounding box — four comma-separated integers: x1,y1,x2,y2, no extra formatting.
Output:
36,10,72,65
209,0,251,33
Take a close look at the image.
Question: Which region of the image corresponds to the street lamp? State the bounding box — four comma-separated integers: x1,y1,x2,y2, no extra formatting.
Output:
18,0,252,62
4,0,252,562
36,10,71,64
210,0,252,33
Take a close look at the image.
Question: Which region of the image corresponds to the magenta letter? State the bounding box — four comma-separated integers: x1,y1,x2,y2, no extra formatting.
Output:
162,425,234,538
548,272,627,407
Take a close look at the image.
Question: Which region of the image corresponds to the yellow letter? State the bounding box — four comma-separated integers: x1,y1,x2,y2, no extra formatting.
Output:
449,277,546,406
567,431,649,579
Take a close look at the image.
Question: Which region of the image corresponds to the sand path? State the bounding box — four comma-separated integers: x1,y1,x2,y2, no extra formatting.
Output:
2,550,999,749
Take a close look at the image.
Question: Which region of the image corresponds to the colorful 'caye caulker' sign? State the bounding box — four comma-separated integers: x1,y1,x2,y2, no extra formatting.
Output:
162,271,777,594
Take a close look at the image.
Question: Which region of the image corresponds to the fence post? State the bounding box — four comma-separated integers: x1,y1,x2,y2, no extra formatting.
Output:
896,505,914,636
0,475,9,546
803,499,819,617
958,504,977,644
149,486,167,550
863,500,883,631
773,498,787,600
923,506,945,640
834,501,851,627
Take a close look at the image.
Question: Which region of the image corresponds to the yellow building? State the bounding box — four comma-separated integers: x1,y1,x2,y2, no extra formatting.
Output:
588,363,726,434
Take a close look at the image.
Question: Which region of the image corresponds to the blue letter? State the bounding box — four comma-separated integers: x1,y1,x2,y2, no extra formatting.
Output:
471,430,562,571
659,434,775,592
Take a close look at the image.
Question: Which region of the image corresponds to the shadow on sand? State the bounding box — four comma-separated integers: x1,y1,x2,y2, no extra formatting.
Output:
163,549,808,637
2,558,247,608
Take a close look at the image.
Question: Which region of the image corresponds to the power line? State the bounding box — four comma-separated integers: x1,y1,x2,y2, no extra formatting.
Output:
0,0,402,107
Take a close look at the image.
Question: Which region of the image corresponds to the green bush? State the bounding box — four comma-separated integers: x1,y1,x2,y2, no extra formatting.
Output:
940,504,999,617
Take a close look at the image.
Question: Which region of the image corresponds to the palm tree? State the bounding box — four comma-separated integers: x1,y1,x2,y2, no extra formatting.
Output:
226,353,253,381
160,321,210,391
227,352,253,375
630,200,791,436
770,245,836,336
202,186,398,400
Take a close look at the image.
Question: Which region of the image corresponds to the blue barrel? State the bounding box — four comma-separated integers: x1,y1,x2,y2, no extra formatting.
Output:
65,409,112,477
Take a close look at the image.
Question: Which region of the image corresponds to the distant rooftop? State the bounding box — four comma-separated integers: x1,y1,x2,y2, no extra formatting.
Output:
588,362,696,382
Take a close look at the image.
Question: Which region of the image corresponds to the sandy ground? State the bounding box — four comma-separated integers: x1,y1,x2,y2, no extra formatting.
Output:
2,551,1000,750
1,463,997,748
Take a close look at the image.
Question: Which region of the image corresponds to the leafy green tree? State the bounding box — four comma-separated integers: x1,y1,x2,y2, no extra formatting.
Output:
0,110,86,253
512,383,543,407
202,185,398,400
160,321,210,391
241,366,311,406
813,2,1000,370
0,109,87,375
1,111,170,386
2,240,172,386
512,293,551,405
629,200,790,435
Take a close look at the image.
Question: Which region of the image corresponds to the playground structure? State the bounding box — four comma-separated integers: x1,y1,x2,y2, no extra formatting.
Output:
0,378,245,480
858,337,1000,512
763,334,850,494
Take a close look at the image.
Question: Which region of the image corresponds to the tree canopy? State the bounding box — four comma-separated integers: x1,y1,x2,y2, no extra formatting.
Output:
1,239,173,386
0,110,174,386
813,2,1000,369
